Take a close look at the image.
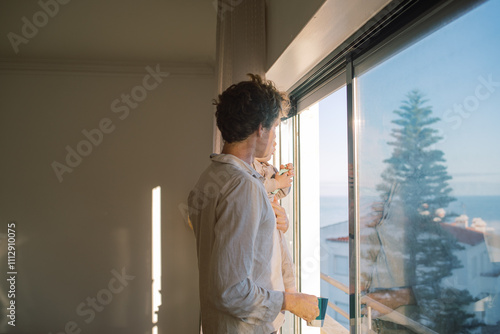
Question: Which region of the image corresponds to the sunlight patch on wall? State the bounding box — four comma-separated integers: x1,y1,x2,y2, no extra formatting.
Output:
152,186,162,334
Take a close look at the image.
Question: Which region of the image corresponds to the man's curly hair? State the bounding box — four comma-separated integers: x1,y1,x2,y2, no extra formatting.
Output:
214,74,290,143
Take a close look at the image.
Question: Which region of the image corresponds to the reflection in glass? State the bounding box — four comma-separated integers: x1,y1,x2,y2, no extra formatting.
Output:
356,1,500,333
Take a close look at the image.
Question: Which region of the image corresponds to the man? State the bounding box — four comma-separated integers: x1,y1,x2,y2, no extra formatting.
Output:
188,74,319,333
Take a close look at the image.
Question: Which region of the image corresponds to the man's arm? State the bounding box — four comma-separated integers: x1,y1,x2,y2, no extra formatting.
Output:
210,179,283,325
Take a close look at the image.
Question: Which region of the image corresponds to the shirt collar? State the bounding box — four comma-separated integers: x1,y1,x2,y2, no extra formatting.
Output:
210,153,264,180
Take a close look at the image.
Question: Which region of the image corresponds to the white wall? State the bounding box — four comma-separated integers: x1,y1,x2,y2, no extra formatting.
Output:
0,0,403,332
0,65,214,334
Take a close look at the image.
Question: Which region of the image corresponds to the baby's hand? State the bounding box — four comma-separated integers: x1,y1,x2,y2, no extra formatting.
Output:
281,163,294,177
275,171,292,189
275,163,294,189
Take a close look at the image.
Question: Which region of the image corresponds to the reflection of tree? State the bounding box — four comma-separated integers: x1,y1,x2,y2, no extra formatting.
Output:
378,90,455,215
367,90,478,333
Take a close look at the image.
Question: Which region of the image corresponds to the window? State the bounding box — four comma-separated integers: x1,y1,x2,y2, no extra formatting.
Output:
356,1,500,332
335,301,349,325
278,81,349,332
278,0,500,333
300,86,350,332
334,256,349,276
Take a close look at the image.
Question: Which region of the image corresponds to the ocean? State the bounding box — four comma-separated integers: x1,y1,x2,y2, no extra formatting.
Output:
320,196,348,227
447,195,500,226
320,195,500,230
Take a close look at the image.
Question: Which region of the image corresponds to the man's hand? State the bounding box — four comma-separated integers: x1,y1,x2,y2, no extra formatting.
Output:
271,197,289,233
282,292,319,322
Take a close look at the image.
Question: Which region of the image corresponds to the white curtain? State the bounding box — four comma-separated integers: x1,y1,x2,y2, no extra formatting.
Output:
212,0,267,153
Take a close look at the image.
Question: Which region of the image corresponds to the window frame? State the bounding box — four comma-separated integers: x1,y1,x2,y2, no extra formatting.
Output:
281,0,488,333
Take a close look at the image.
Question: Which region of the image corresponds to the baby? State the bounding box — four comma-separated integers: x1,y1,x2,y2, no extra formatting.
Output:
252,141,294,201
253,141,297,294
252,141,294,233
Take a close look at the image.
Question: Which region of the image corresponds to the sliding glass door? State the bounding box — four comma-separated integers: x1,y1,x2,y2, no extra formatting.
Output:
283,0,500,333
355,1,500,332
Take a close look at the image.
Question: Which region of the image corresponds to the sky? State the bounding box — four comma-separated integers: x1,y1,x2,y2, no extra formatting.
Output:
318,87,348,197
318,0,500,197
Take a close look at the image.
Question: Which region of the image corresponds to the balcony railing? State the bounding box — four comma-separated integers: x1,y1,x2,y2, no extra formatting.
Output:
320,272,439,334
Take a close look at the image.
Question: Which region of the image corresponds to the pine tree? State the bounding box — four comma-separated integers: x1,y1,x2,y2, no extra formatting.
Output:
376,90,478,333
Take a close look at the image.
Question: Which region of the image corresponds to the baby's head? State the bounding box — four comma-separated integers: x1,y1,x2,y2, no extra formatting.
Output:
256,140,276,162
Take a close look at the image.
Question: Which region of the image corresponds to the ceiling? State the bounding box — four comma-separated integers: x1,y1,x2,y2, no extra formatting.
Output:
0,0,217,65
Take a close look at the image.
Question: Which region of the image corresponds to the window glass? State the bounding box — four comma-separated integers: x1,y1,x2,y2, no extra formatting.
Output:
335,301,350,326
356,1,500,333
296,86,349,333
318,87,349,332
334,256,349,276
